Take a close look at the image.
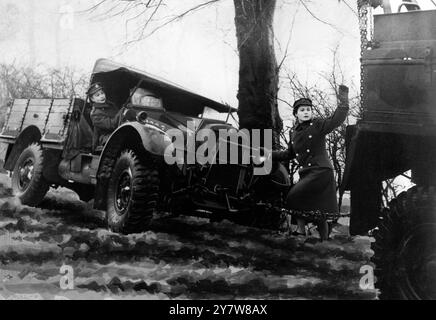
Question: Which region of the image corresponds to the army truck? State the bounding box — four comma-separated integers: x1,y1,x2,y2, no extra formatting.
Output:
0,59,289,235
343,0,436,299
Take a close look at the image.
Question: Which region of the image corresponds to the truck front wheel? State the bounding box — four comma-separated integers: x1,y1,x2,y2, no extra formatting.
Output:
106,150,159,234
372,186,436,299
11,143,50,206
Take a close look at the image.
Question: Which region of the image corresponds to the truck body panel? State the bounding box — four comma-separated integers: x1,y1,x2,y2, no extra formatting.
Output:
344,9,436,194
345,6,436,239
361,11,436,133
0,98,74,145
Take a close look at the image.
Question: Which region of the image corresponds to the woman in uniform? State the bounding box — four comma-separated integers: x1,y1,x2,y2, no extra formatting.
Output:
88,82,123,151
272,85,349,240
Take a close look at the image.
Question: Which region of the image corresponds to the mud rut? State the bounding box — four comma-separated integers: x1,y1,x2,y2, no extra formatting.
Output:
0,175,377,300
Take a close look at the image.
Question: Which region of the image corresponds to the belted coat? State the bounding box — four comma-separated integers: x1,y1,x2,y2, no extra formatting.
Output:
272,104,349,213
90,101,122,150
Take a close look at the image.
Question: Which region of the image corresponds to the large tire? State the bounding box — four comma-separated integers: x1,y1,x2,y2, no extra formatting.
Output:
106,150,159,234
11,143,50,206
372,186,436,299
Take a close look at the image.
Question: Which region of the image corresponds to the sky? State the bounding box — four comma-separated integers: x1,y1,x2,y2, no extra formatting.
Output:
0,0,434,123
1,0,431,191
0,1,362,116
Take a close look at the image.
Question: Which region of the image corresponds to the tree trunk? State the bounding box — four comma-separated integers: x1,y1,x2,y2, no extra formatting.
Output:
233,0,282,148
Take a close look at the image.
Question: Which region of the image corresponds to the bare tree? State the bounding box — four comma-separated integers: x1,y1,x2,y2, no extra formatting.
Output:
82,1,357,149
280,46,414,211
280,47,360,207
0,63,88,126
0,63,88,100
233,0,282,147
85,0,325,148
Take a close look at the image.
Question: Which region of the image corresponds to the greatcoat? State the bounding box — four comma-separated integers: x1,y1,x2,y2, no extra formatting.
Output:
90,101,122,150
272,104,349,213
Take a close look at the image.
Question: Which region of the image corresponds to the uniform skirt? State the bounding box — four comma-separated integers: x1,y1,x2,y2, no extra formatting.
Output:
286,167,339,213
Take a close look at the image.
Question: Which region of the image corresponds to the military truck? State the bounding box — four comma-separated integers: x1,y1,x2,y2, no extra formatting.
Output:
343,0,436,299
0,59,289,234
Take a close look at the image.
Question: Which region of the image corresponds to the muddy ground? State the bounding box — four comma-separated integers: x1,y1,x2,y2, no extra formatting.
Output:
0,174,377,300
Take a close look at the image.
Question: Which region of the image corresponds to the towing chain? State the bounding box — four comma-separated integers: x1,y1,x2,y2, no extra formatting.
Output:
358,0,381,113
358,0,370,113
278,208,341,230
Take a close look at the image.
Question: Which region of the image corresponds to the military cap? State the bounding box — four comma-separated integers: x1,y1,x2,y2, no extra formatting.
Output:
87,82,105,96
293,98,313,115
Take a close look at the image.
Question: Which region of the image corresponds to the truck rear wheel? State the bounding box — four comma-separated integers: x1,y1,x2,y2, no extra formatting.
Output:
11,143,50,206
372,186,436,299
106,150,159,234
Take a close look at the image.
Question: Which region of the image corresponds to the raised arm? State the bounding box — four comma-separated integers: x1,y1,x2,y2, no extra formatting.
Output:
315,85,349,135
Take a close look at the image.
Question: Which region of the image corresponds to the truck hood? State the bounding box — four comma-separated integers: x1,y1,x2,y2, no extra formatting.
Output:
165,112,234,134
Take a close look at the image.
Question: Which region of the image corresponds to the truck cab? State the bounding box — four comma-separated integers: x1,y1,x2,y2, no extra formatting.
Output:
344,0,436,299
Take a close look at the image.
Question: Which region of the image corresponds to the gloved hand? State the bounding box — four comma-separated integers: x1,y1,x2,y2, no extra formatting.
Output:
338,84,349,107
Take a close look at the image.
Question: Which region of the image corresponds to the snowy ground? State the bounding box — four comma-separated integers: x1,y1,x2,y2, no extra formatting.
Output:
0,174,377,300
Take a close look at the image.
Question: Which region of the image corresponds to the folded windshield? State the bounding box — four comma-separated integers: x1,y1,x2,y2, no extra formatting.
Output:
131,88,163,109
201,106,239,127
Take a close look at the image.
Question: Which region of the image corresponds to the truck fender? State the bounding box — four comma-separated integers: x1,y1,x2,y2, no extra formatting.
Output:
98,122,171,169
3,126,42,171
93,122,170,210
122,122,172,157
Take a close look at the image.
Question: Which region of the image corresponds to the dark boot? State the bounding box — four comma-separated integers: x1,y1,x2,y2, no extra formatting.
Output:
317,220,329,241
